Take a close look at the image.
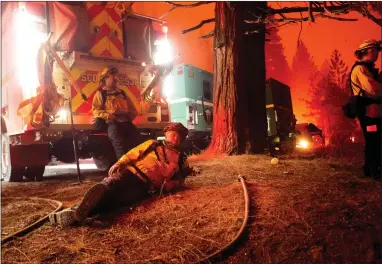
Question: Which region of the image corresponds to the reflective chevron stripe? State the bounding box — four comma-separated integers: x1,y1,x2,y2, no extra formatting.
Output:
87,3,124,59
69,69,141,114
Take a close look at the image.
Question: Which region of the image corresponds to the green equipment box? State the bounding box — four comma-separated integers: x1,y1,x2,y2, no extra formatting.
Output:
169,64,213,134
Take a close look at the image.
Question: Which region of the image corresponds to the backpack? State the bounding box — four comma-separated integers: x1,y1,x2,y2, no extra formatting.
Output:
94,88,129,131
127,140,189,191
342,62,380,119
98,88,128,109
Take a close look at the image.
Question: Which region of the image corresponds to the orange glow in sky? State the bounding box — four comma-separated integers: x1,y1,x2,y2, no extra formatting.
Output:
134,2,381,124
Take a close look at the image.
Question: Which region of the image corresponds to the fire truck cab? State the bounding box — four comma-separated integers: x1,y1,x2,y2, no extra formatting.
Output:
1,2,174,182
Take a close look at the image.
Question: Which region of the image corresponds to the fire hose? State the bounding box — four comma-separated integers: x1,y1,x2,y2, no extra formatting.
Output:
193,175,250,264
1,197,63,245
1,177,249,263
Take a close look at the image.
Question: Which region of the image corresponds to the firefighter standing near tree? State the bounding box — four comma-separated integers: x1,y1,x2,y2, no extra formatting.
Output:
92,67,141,159
351,39,381,179
49,123,194,227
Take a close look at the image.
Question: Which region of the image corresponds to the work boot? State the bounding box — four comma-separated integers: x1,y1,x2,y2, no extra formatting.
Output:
75,183,108,222
49,208,77,227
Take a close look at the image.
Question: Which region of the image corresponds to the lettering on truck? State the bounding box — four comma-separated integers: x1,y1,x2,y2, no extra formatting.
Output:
80,73,139,87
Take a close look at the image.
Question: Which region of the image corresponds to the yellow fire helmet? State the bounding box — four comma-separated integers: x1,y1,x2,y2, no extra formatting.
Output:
99,67,118,83
355,39,382,55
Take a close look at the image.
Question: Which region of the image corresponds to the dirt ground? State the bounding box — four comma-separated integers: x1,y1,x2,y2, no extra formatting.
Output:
1,151,381,264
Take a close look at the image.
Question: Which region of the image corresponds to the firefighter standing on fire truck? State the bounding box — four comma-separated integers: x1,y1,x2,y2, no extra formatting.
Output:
92,67,141,159
351,39,381,179
48,123,193,227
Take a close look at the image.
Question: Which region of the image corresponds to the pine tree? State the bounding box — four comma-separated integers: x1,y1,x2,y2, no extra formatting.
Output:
307,50,357,145
265,24,291,85
290,40,318,123
328,50,349,90
305,60,330,131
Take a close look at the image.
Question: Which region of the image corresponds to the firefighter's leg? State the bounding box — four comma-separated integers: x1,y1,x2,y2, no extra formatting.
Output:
49,208,77,227
74,174,138,222
49,182,109,227
364,134,373,177
368,119,381,178
113,173,149,206
121,121,142,152
376,121,381,175
108,121,127,159
360,117,381,178
95,171,149,211
359,117,371,177
74,182,109,222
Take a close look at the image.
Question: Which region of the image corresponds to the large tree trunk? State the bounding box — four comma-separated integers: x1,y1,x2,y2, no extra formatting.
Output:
206,2,268,155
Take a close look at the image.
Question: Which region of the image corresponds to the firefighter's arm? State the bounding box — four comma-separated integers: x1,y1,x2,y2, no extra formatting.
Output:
176,154,194,178
159,162,185,193
109,140,156,176
165,155,195,182
357,66,382,96
92,92,115,121
163,178,186,193
160,154,194,192
164,161,193,192
162,156,200,193
180,158,194,177
115,94,137,121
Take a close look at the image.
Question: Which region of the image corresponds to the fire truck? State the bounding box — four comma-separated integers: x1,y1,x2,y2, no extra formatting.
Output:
1,2,175,182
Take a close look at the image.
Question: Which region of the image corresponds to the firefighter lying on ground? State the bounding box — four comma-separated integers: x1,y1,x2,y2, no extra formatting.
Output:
49,123,194,227
351,39,381,179
92,67,141,159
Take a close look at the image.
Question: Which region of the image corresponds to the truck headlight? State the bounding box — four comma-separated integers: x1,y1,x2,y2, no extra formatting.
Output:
296,139,310,149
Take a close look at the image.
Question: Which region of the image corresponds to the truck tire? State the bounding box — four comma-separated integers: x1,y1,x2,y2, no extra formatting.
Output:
93,153,115,172
52,138,76,164
1,133,25,182
25,167,45,181
92,137,117,172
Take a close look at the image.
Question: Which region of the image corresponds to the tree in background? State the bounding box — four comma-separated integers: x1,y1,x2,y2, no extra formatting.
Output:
164,1,381,155
328,50,349,90
265,22,291,85
304,60,329,131
290,40,318,123
307,49,358,145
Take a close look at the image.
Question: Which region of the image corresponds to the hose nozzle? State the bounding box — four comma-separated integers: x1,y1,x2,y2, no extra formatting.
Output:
238,175,246,181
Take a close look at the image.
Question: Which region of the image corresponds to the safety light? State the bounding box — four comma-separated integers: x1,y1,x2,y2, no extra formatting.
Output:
15,6,46,99
57,108,69,122
153,39,172,65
